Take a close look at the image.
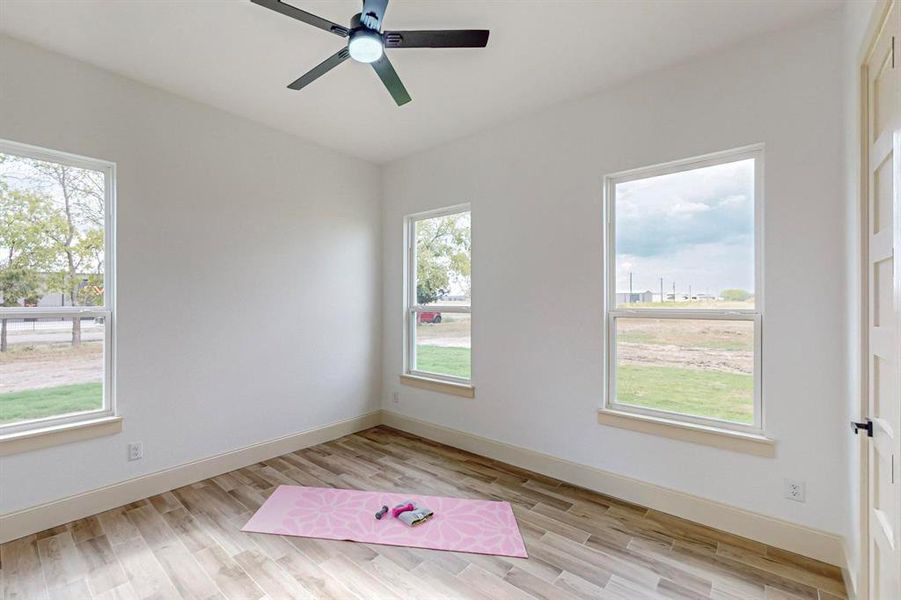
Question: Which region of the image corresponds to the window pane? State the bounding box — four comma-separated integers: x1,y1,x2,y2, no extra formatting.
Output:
614,159,755,309
414,312,471,379
614,318,754,424
0,316,104,425
415,212,470,307
0,153,106,309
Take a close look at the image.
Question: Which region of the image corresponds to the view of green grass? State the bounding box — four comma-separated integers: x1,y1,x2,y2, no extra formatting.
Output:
0,383,102,425
616,364,753,424
416,345,471,379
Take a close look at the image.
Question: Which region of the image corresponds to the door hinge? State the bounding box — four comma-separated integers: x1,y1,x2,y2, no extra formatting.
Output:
852,418,874,437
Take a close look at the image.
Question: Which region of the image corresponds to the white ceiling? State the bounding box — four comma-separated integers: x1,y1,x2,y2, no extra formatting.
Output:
0,0,840,163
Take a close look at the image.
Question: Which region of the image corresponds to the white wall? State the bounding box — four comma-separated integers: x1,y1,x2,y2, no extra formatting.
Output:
841,0,881,591
382,13,849,537
0,36,382,515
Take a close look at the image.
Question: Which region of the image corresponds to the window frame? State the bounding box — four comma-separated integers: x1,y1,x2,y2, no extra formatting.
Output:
403,203,472,386
602,145,764,435
0,139,117,436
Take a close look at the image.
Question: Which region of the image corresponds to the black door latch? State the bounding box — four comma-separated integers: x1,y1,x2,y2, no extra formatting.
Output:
852,419,874,437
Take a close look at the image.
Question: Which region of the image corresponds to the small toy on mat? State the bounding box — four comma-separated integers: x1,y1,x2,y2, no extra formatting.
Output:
374,505,389,520
391,499,434,527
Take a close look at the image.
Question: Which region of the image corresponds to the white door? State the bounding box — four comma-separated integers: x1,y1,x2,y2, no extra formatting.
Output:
865,2,901,597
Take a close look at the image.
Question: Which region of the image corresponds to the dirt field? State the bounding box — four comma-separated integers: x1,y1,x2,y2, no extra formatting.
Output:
615,318,753,375
416,314,471,348
0,342,103,394
416,314,751,375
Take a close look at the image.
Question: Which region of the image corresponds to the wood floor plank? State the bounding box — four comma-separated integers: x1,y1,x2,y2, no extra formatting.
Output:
70,516,104,544
672,541,817,599
153,541,221,600
1,535,49,600
527,537,613,589
590,534,712,596
554,570,609,600
456,563,534,599
161,507,219,554
113,536,182,600
410,560,493,599
717,543,846,596
149,491,183,515
193,545,265,600
75,534,128,596
93,582,141,600
532,502,633,548
96,508,141,547
602,573,661,599
764,547,843,583
362,542,423,571
1,426,848,599
540,530,660,591
501,554,563,583
511,505,591,544
361,554,428,600
276,546,360,599
36,531,90,595
318,554,404,600
232,548,313,600
504,565,581,600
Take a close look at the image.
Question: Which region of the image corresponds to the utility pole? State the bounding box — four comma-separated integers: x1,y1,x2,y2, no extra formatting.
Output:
689,285,692,302
672,281,676,302
659,278,664,305
629,272,633,304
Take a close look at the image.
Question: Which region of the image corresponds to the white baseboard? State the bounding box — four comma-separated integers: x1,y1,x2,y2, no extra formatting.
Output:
0,410,381,544
1,407,848,571
381,410,846,567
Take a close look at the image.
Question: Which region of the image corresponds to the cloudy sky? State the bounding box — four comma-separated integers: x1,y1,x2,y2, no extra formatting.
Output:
614,158,755,298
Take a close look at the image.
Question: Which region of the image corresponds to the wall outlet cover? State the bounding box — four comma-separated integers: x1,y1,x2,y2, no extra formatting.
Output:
783,479,805,503
128,442,143,461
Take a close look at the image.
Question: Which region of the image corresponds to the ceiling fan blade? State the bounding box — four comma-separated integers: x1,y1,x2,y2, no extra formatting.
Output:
360,0,388,30
371,54,411,106
251,0,349,37
288,48,350,90
383,30,489,49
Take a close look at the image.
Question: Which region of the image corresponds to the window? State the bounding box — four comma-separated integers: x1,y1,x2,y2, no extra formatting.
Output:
404,205,471,386
604,146,763,434
0,140,115,435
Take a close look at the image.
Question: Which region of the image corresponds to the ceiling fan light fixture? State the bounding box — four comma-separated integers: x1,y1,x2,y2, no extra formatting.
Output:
250,0,489,106
348,30,383,63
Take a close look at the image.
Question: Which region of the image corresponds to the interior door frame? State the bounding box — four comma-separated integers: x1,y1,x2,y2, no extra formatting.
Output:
858,2,899,598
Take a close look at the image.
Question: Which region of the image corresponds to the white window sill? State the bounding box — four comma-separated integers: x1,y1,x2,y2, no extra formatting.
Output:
399,374,475,398
597,409,775,457
0,416,123,456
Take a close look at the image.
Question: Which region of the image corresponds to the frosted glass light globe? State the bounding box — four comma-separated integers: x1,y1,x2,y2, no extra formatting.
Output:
348,31,383,63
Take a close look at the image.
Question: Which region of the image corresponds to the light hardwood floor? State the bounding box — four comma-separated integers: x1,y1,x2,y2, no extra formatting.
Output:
1,426,847,599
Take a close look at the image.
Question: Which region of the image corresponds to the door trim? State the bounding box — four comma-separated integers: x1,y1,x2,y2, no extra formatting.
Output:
857,2,899,598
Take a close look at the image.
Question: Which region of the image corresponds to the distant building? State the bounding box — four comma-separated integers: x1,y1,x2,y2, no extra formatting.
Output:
615,290,654,304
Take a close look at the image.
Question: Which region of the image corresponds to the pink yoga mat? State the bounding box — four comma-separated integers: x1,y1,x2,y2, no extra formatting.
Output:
241,485,528,558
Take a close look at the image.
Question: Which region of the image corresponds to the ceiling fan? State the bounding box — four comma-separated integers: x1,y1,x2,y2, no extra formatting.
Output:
250,0,489,106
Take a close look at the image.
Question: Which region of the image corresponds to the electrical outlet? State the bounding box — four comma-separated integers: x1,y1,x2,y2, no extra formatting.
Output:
128,442,143,461
783,479,805,503
392,392,400,404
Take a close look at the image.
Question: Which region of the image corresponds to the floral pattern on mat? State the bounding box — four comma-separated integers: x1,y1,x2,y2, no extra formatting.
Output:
241,485,528,558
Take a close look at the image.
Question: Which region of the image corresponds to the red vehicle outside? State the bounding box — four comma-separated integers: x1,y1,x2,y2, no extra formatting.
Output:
418,311,442,324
